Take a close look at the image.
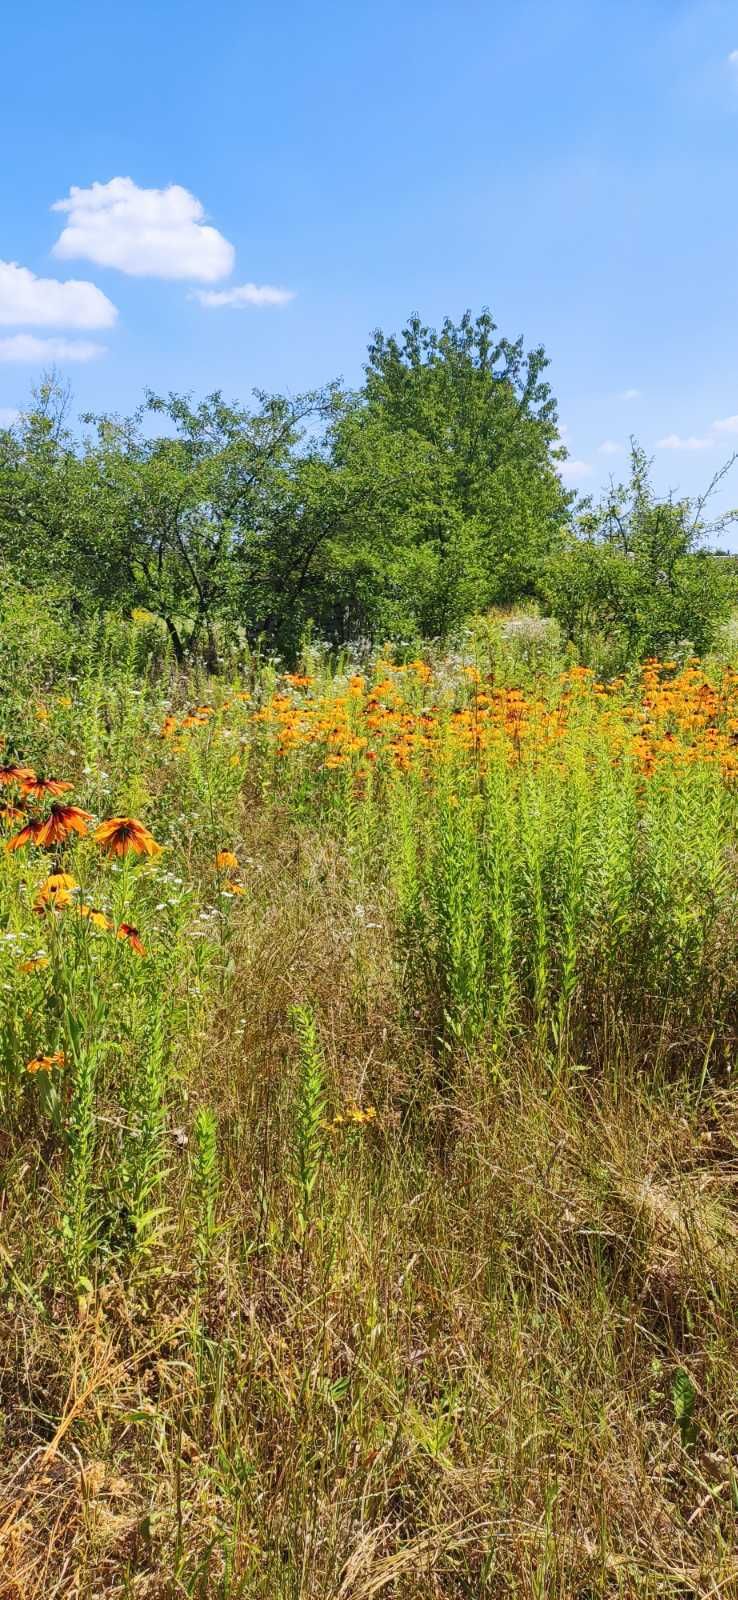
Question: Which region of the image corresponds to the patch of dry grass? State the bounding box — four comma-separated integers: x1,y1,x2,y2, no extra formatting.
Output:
1,633,738,1597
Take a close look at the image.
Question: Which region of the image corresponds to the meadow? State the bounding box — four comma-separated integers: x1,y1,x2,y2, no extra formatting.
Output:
0,601,737,1598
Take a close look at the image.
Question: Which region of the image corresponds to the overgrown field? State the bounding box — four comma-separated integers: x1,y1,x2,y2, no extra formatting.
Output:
1,611,737,1598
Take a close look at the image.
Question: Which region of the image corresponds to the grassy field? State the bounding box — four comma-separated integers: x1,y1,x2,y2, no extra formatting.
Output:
0,608,737,1598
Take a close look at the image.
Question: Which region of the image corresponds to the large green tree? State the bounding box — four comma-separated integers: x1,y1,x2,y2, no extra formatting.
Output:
319,310,572,637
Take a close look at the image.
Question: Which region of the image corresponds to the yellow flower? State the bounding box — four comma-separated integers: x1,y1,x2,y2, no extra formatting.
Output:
19,955,49,972
215,849,239,873
26,1049,65,1074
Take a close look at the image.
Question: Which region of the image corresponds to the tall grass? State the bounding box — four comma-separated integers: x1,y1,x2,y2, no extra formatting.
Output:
0,600,736,1597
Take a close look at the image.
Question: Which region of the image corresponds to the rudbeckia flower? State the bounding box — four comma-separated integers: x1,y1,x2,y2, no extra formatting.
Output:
94,817,161,857
26,1049,65,1074
0,763,36,787
0,802,25,826
36,872,78,902
215,850,239,872
19,954,50,972
78,905,113,931
117,922,146,956
6,805,91,851
19,775,73,798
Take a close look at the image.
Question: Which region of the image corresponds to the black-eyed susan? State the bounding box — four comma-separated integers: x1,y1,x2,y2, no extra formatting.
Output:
26,1049,65,1074
19,775,74,799
0,763,36,788
36,872,78,903
117,922,146,956
215,849,239,872
34,805,92,847
78,905,113,931
94,817,161,857
19,954,50,972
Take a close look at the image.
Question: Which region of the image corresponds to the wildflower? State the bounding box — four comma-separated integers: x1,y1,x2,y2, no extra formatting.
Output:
36,872,78,903
19,954,49,972
34,888,75,913
215,849,239,872
0,763,36,787
224,881,246,896
78,905,113,930
19,775,73,798
326,1105,377,1133
0,802,25,826
94,817,162,857
12,804,92,849
6,817,44,850
26,1049,65,1074
117,922,146,956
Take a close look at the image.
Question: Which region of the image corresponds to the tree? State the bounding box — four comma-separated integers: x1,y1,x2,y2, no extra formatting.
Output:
321,309,571,636
541,444,738,666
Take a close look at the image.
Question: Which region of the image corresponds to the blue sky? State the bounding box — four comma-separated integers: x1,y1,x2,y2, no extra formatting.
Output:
3,0,738,535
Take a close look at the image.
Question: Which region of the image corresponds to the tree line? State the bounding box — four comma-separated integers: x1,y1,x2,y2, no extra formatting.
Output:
1,308,735,667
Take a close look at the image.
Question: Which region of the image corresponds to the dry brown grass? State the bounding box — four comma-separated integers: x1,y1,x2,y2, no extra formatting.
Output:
1,794,737,1598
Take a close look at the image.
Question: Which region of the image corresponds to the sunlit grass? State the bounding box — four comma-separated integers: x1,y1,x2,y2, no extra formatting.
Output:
1,608,737,1597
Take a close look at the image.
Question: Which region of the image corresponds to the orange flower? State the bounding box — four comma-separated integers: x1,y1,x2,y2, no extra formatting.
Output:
215,849,239,872
78,905,113,930
34,888,75,913
0,802,25,826
19,954,50,972
7,805,91,850
36,805,92,846
6,818,46,851
117,922,146,956
26,1049,65,1074
94,817,161,857
36,872,78,903
19,775,73,798
0,763,36,787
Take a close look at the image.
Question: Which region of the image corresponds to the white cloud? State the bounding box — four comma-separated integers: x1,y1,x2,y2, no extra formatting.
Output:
51,177,235,282
0,334,105,363
712,414,738,434
618,388,640,400
656,433,713,451
729,49,738,64
598,439,622,454
194,282,295,309
0,406,18,427
0,260,116,329
559,458,593,481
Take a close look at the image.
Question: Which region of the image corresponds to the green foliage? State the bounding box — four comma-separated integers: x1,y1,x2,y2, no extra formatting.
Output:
290,1003,327,1237
541,443,738,669
192,1105,220,1274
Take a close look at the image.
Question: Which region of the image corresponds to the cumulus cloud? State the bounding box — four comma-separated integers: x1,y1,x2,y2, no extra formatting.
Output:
0,334,105,363
0,406,19,427
656,433,713,451
618,388,640,401
598,439,622,454
51,177,235,282
559,458,593,481
712,414,738,434
193,282,295,308
0,260,116,329
729,48,738,64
